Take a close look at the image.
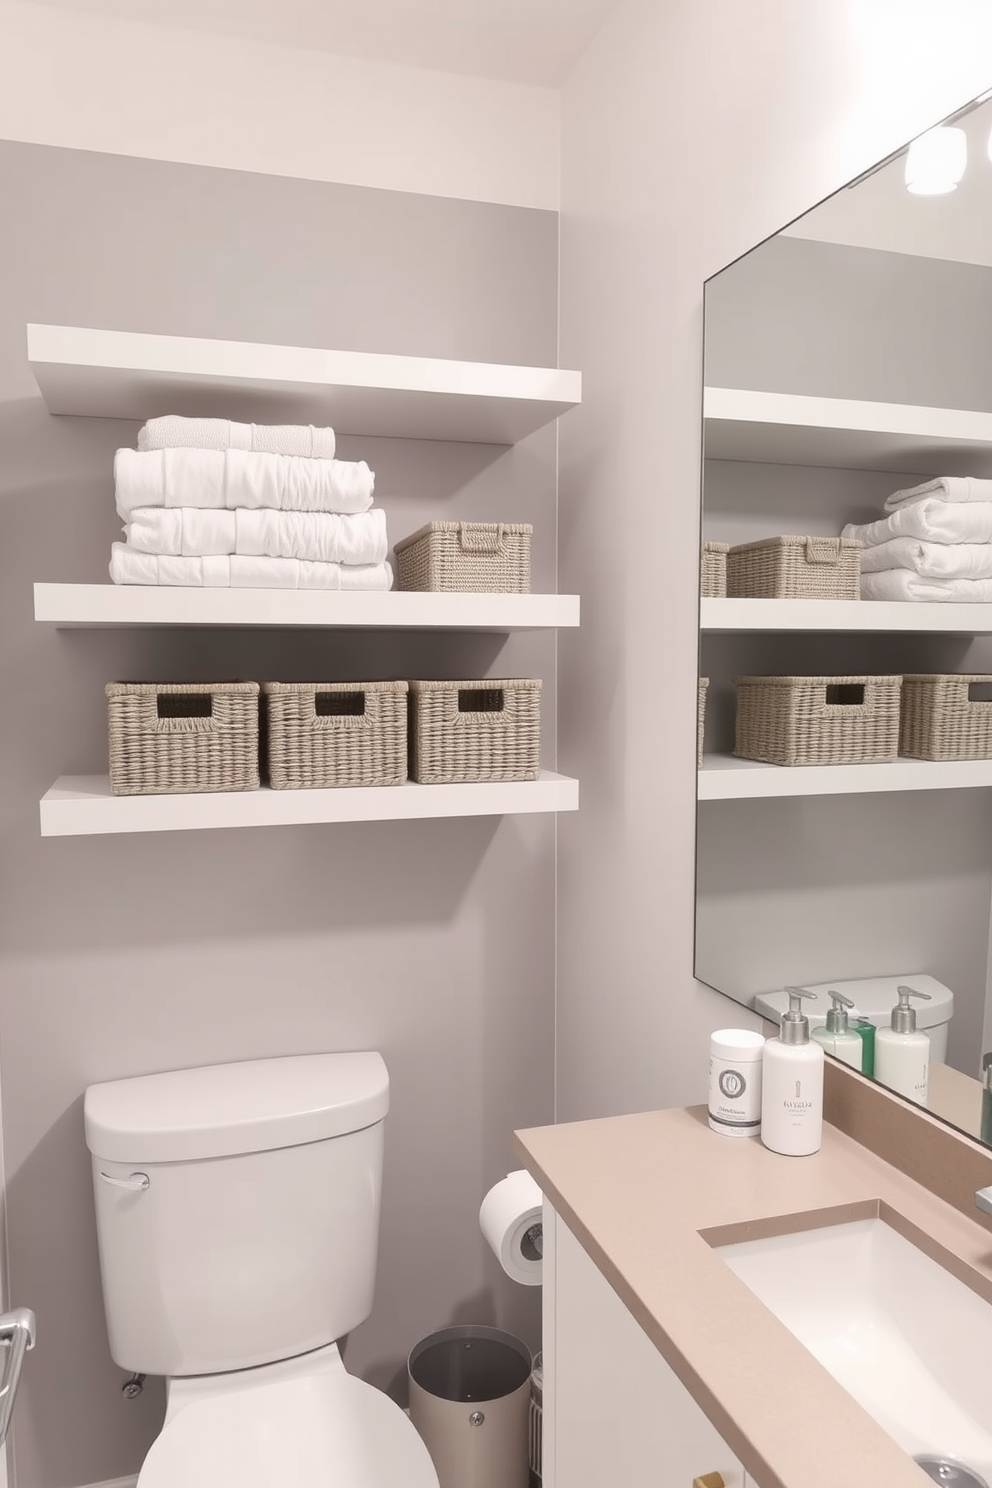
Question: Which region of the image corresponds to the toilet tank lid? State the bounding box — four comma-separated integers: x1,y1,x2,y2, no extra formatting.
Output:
84,1053,389,1163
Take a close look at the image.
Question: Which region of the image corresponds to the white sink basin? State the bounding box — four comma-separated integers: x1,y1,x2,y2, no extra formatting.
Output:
717,1218,992,1482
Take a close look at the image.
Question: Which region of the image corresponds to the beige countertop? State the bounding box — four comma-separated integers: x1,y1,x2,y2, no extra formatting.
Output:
515,1105,992,1488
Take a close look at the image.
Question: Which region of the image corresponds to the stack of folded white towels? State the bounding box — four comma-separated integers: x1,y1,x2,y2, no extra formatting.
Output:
843,477,992,603
110,415,392,590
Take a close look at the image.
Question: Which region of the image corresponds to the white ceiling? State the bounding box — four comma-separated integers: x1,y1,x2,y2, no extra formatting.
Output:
23,0,618,85
786,93,992,268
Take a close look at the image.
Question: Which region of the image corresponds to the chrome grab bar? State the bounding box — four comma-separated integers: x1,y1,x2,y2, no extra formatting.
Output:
0,1308,35,1447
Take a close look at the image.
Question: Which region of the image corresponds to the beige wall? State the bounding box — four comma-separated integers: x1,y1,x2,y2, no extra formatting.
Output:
555,0,992,1121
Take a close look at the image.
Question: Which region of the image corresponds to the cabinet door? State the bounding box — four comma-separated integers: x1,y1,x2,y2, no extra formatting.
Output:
544,1205,747,1488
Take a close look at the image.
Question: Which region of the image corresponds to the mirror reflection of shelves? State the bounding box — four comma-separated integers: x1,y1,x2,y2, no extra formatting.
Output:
701,384,992,798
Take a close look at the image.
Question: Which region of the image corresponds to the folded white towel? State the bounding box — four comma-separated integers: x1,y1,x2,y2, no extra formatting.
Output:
137,415,336,460
110,544,392,591
114,448,374,518
860,568,992,602
123,506,388,566
858,537,992,580
844,500,992,547
883,476,992,512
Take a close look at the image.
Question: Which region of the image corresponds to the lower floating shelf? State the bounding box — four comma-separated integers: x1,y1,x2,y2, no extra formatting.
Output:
40,771,580,837
699,754,992,800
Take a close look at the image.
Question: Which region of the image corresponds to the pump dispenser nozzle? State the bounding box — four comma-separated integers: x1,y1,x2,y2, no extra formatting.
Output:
824,991,855,1034
780,986,816,1046
892,984,931,1035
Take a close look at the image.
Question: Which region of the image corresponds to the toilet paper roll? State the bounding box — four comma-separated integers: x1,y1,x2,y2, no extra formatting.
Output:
479,1170,543,1286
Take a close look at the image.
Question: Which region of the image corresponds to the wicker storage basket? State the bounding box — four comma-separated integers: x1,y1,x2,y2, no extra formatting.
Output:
734,675,902,766
395,522,532,593
408,678,541,783
263,681,408,788
900,674,992,761
107,682,260,796
697,678,709,767
727,535,861,600
700,543,729,599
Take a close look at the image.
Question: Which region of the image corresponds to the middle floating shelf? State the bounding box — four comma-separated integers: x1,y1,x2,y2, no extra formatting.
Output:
701,597,992,634
34,585,579,631
699,754,992,800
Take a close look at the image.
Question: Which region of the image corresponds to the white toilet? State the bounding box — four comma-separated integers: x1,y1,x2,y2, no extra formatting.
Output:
83,1051,440,1488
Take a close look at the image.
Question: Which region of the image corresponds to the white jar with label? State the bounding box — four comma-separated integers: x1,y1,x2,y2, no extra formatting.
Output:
708,1029,765,1137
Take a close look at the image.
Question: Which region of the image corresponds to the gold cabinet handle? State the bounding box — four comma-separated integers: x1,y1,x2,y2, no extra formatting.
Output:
693,1476,726,1488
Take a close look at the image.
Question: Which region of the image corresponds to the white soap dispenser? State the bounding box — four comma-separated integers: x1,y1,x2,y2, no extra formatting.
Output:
811,991,864,1072
760,986,824,1157
874,984,931,1105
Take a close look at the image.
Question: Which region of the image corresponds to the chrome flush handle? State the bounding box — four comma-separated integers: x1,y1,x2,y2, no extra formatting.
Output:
99,1172,150,1193
0,1308,36,1447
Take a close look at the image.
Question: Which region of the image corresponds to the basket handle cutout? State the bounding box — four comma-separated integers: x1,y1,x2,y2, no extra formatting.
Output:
968,682,992,703
804,537,843,566
458,688,504,714
315,691,366,717
825,683,865,706
157,693,212,719
458,523,506,554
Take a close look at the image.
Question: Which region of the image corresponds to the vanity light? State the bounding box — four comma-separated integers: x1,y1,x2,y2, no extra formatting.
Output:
904,125,967,194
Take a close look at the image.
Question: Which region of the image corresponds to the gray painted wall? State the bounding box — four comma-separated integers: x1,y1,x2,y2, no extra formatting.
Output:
0,140,558,1488
698,237,992,1081
705,233,992,411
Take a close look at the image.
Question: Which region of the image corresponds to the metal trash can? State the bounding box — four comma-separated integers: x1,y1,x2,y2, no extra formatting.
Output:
408,1326,532,1488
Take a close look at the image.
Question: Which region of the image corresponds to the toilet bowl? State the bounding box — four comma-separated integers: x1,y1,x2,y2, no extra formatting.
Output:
139,1346,437,1488
84,1053,439,1488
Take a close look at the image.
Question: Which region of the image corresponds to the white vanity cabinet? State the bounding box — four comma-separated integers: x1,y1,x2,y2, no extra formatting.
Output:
542,1203,753,1488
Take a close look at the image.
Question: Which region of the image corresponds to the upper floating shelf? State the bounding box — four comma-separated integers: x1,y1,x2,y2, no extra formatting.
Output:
701,597,992,634
704,387,992,476
34,584,579,631
27,324,582,445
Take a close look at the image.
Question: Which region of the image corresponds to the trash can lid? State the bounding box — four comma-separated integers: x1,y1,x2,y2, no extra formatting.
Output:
409,1327,532,1403
139,1372,438,1488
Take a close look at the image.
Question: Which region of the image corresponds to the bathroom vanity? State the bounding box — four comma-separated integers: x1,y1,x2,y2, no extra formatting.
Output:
516,1097,992,1488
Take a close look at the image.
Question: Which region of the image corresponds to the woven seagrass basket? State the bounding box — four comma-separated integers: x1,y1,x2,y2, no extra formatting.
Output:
900,674,992,761
700,543,729,599
263,681,408,788
408,678,541,783
107,682,260,795
395,522,532,593
697,678,709,767
734,675,901,767
727,535,861,600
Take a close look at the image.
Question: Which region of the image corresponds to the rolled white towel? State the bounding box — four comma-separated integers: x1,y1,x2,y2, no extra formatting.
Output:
883,476,992,512
123,506,388,566
858,538,992,580
860,569,992,603
115,447,374,518
137,415,336,460
110,544,392,591
844,500,992,547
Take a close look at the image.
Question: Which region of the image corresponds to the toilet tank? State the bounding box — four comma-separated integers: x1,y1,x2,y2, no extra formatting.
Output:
84,1052,389,1378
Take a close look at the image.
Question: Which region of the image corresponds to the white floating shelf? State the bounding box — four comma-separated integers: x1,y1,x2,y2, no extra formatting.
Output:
701,597,992,634
28,324,581,445
34,584,579,631
698,754,992,801
704,387,992,475
40,771,579,837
